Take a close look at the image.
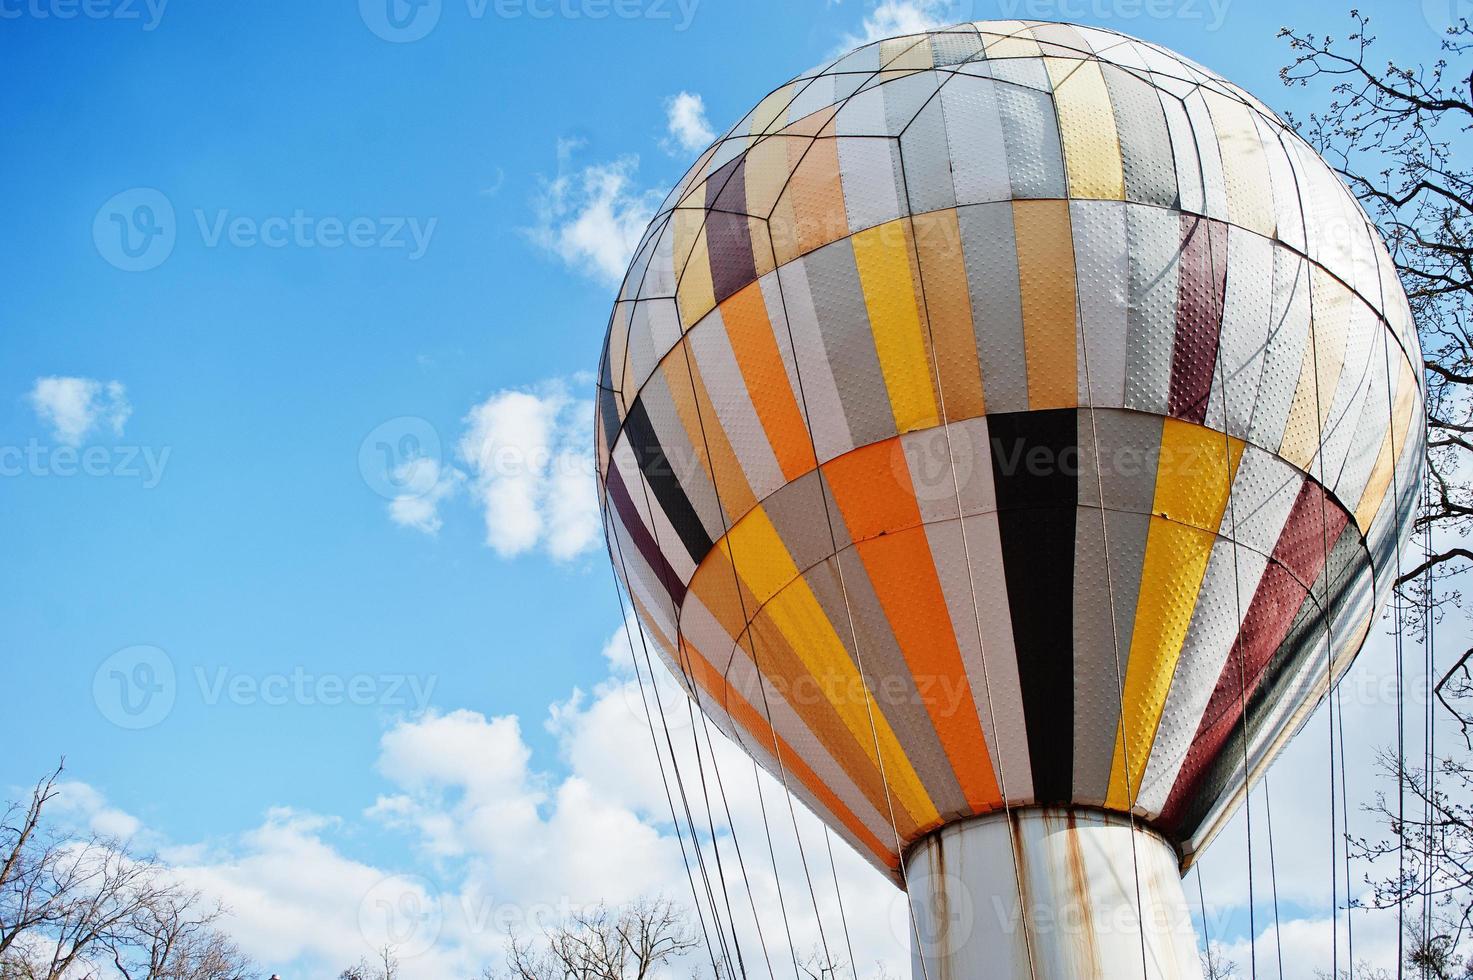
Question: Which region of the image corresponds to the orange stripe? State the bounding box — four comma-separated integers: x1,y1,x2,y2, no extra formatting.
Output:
912,209,986,421
824,441,1002,813
678,637,897,869
722,282,818,481
1013,200,1079,410
687,541,924,838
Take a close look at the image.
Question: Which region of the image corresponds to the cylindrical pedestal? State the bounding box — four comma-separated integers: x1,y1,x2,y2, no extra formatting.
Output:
903,807,1202,980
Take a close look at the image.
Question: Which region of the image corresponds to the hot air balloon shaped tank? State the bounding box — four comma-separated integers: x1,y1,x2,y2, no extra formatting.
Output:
597,20,1425,980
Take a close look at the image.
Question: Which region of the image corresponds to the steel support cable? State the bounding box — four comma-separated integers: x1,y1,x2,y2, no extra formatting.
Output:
1263,776,1286,979
603,544,728,980
604,476,743,979
1419,477,1431,966
1378,305,1409,980
1197,864,1216,976
755,210,931,980
671,332,836,979
612,239,759,980
680,638,776,980
1202,208,1257,980
623,146,822,980
820,825,858,980
673,638,754,980
892,83,1039,980
1307,247,1343,980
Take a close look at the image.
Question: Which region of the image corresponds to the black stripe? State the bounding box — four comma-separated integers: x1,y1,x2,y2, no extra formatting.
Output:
623,399,714,565
989,409,1078,804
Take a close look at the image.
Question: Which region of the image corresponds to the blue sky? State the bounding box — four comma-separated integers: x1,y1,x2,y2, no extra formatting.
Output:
0,0,1461,976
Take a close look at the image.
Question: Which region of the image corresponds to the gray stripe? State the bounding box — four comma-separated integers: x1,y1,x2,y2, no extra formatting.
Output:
820,550,972,821
995,79,1067,199
1071,200,1130,408
804,236,897,451
1072,508,1151,806
1123,203,1181,416
960,202,1030,414
1078,407,1163,515
1102,63,1178,208
899,84,958,215
1210,226,1274,440
1247,248,1312,453
940,74,1013,206
776,256,855,462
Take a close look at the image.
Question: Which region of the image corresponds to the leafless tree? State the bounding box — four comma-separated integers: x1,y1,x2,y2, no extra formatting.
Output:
0,763,254,980
1281,12,1473,975
496,897,700,980
338,945,399,980
1282,11,1473,605
1200,941,1240,980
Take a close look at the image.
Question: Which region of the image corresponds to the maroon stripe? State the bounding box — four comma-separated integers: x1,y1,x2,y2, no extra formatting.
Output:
1157,481,1350,826
705,157,757,304
605,465,688,607
1167,216,1228,423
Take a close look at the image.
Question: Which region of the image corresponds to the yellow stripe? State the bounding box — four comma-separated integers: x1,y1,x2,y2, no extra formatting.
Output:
1013,200,1079,410
851,220,941,434
1106,419,1245,809
675,208,716,329
1205,90,1275,238
1280,270,1352,469
750,82,797,139
1355,357,1418,531
725,508,941,826
1046,58,1125,201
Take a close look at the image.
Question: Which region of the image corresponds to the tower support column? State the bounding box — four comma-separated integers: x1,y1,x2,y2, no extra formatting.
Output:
903,807,1203,980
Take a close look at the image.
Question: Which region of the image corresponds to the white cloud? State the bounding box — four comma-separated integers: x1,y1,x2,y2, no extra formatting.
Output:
840,0,962,49
528,139,662,286
28,376,131,446
663,91,716,154
388,457,462,536
48,780,143,840
47,619,1436,979
457,379,600,561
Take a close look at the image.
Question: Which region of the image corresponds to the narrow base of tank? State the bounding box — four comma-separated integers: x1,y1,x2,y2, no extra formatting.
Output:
902,806,1203,980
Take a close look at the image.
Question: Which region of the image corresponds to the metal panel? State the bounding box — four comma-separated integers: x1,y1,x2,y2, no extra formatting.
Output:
960,202,1031,413
1072,200,1130,408
1123,203,1181,415
776,256,855,462
939,74,1012,205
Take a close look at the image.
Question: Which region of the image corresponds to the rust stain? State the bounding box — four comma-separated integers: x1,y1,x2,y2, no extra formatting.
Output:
1064,811,1103,979
1010,810,1034,974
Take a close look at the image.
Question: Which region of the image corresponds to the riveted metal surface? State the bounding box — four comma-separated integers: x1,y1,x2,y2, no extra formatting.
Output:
598,21,1424,895
1071,200,1130,408
1123,204,1181,415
